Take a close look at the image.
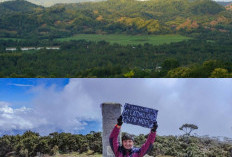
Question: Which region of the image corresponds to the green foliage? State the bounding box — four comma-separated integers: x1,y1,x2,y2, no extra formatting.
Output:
134,134,146,146
0,131,102,156
15,131,40,156
179,124,198,136
19,148,28,157
151,135,232,157
0,0,232,78
210,68,231,78
0,0,231,38
0,130,232,156
124,70,135,78
167,67,191,78
87,132,102,153
34,138,50,154
0,135,15,156
189,0,226,15
0,37,232,78
57,34,191,46
50,145,59,155
162,58,180,71
0,0,44,15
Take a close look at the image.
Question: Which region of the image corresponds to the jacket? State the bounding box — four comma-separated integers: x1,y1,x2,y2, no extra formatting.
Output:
109,125,156,157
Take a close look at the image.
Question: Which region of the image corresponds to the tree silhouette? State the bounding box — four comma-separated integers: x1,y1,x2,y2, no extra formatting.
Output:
179,124,198,136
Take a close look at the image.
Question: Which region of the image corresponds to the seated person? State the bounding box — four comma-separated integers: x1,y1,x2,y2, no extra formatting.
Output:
109,115,158,157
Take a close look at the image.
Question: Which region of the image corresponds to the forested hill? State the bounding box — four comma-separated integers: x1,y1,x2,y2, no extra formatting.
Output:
0,0,44,14
0,0,231,39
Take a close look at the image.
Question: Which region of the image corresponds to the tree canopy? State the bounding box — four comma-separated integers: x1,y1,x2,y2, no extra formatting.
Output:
0,0,231,39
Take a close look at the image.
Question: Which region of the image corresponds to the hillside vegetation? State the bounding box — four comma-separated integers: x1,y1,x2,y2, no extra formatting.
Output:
0,0,231,39
0,0,232,78
0,38,232,78
0,0,43,14
0,130,232,157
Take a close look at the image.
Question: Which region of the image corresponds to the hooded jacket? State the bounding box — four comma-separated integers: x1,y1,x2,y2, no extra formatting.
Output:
109,125,156,157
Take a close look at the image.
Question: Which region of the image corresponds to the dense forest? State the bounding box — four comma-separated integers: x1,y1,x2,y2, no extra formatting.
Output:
0,0,232,78
0,0,232,38
0,36,232,78
0,129,232,157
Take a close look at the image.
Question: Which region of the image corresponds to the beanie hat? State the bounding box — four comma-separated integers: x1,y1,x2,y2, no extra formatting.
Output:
122,134,134,141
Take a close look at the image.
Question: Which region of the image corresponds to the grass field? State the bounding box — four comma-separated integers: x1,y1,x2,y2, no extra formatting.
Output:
50,152,102,157
0,38,24,41
56,34,191,45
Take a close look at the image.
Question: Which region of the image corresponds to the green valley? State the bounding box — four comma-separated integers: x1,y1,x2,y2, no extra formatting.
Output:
0,0,231,78
56,34,191,45
0,0,231,39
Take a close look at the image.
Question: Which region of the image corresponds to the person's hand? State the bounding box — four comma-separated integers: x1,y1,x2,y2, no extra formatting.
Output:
117,115,123,126
151,121,158,132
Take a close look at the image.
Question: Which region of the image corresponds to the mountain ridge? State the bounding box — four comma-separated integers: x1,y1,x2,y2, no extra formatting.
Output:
0,0,44,13
1,0,232,6
0,0,105,7
0,0,231,39
216,1,232,6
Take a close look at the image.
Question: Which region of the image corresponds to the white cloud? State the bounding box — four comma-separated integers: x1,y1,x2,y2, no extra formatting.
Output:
0,101,34,130
0,79,101,135
61,78,232,138
1,79,232,138
28,80,100,134
7,83,33,87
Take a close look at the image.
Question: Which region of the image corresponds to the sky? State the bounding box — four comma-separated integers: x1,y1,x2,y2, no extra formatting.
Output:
0,78,232,139
0,0,231,7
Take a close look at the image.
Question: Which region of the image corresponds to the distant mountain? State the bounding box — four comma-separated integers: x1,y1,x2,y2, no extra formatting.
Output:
0,0,105,7
0,0,231,39
1,0,231,7
216,1,232,6
0,0,44,14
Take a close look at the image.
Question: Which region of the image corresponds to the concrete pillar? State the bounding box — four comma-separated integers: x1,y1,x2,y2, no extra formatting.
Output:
101,103,122,157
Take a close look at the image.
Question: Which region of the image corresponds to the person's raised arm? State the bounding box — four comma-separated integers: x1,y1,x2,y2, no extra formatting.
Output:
109,115,123,156
138,122,158,157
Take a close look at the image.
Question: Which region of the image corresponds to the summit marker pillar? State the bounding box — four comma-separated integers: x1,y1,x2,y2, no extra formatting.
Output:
101,103,121,157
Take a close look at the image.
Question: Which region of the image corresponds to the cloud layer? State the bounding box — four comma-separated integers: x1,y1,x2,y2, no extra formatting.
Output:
0,101,34,130
0,79,232,138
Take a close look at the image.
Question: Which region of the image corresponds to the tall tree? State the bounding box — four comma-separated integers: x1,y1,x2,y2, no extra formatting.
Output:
179,123,198,136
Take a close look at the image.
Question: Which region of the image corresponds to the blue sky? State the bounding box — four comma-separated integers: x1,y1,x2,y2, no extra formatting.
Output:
0,78,232,139
0,79,68,107
0,78,101,135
